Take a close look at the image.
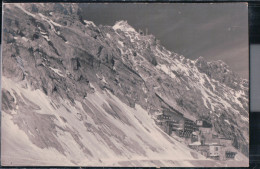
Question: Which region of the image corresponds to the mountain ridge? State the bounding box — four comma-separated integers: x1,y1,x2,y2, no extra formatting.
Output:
1,3,249,166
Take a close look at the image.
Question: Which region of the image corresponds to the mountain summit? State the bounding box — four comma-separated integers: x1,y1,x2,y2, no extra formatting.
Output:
113,20,137,33
1,3,248,167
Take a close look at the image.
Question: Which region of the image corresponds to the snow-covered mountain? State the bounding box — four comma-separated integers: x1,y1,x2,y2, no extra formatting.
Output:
1,3,248,167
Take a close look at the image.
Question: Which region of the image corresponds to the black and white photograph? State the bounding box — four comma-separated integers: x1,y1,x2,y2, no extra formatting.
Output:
1,3,249,167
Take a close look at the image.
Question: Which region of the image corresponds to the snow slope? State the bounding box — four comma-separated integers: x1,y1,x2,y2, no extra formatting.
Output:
2,77,206,166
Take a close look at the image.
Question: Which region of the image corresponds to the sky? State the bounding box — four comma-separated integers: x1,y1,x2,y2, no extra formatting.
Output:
250,44,260,112
80,3,248,79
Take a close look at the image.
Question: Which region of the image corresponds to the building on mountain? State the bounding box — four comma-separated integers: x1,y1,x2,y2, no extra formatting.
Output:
196,119,212,127
163,121,173,135
225,151,237,159
189,141,201,151
196,119,212,134
171,117,197,138
197,144,210,157
191,131,199,143
196,119,203,126
156,109,213,140
171,122,184,136
170,120,182,132
212,133,218,139
157,107,184,121
187,118,238,161
156,107,185,135
190,141,225,160
218,135,233,146
161,107,197,138
162,107,184,119
184,118,197,132
208,143,224,160
158,113,239,161
157,114,172,121
179,117,197,137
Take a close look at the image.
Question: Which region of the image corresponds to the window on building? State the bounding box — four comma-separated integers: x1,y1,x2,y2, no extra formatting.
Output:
215,147,218,151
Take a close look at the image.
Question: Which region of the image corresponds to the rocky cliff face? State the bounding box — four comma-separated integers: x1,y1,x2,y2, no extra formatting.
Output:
1,3,248,166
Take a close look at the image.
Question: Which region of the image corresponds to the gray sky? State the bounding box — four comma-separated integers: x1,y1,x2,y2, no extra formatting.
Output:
250,44,260,112
81,3,248,79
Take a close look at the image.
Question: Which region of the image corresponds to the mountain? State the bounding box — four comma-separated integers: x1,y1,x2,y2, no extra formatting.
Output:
1,3,248,167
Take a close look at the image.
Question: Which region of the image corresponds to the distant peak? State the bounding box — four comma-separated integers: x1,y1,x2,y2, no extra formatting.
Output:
196,56,205,61
114,20,128,25
215,60,227,65
210,60,229,69
112,20,136,33
114,20,129,27
83,20,96,27
195,56,206,64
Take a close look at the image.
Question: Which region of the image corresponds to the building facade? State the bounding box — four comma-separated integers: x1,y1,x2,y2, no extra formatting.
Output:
208,144,223,160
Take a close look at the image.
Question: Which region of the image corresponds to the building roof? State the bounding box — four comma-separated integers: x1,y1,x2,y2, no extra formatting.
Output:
226,151,237,154
218,135,232,140
204,139,222,146
207,143,223,146
196,119,212,128
174,127,183,130
155,112,163,116
192,131,198,135
189,141,201,146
